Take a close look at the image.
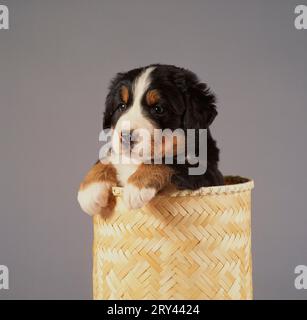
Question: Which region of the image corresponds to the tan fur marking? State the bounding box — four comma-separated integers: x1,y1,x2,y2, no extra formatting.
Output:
79,161,118,190
79,161,118,217
127,164,173,191
146,89,160,106
120,86,129,104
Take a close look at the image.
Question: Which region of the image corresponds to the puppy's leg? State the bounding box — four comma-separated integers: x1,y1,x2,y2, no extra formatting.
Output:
77,161,118,216
123,164,173,209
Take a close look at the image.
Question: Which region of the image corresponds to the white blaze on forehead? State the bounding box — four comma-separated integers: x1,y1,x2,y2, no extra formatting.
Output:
132,66,155,110
116,66,156,131
112,66,156,156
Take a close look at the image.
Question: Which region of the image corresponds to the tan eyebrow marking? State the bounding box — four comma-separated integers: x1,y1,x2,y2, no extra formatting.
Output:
120,86,129,104
146,89,160,106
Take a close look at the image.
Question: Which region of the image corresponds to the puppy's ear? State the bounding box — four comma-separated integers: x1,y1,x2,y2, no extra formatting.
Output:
102,91,113,129
103,72,124,129
184,83,217,129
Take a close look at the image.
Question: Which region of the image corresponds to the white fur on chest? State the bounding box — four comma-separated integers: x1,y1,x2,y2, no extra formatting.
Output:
113,162,138,186
108,153,139,186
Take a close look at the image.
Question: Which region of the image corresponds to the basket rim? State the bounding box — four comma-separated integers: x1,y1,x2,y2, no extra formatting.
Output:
112,175,254,197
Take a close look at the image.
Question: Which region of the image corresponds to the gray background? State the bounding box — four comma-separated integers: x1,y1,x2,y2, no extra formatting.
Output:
0,0,306,299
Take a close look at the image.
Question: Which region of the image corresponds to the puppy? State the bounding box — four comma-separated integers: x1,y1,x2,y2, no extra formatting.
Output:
78,64,224,216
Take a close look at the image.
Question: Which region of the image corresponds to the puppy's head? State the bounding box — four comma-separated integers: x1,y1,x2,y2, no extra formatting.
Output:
103,64,217,162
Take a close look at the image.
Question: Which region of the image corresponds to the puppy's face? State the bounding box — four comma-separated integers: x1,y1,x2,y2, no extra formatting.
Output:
103,64,217,163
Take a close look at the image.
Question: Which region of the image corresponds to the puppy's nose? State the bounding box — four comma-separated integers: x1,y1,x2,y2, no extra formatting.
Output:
121,129,134,146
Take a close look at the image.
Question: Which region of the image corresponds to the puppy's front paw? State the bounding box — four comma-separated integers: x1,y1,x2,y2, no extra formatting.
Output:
123,184,156,210
77,182,113,216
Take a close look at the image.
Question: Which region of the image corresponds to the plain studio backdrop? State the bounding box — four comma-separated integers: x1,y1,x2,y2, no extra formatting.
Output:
0,0,307,299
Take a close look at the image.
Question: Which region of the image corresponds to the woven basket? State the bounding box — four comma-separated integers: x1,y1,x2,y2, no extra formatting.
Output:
93,176,254,300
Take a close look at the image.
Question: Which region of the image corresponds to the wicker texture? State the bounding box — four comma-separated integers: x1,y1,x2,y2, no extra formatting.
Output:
93,176,254,300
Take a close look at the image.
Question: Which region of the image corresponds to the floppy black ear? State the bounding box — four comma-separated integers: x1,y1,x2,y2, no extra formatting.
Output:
102,90,114,129
184,83,217,129
102,72,125,129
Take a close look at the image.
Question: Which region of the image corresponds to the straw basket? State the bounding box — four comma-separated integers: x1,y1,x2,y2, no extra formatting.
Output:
93,176,254,300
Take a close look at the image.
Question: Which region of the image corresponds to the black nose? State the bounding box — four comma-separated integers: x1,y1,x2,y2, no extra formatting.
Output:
121,129,134,146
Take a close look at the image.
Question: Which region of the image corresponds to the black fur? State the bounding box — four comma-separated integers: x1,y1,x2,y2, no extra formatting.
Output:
103,64,224,189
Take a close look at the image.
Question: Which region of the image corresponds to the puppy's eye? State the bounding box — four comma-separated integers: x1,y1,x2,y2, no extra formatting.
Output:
152,105,165,115
117,103,127,112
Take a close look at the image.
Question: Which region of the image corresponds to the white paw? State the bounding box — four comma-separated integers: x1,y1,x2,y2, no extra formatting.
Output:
123,184,156,209
77,182,112,216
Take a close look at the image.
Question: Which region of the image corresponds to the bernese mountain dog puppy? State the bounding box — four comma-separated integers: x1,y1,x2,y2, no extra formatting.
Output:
78,64,224,216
